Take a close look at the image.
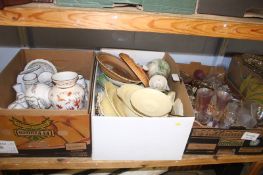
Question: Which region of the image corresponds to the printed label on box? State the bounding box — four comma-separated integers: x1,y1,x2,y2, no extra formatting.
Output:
218,138,244,147
241,132,260,141
0,141,18,154
66,143,87,150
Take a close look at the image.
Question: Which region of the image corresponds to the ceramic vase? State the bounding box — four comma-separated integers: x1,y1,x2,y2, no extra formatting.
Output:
49,71,85,110
25,83,51,109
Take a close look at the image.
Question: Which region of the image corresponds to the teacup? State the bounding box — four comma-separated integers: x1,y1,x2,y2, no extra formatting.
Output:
17,65,44,91
23,73,38,90
77,74,87,89
38,71,53,86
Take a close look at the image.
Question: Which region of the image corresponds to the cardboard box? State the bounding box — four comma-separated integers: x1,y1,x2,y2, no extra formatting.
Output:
56,0,197,14
227,55,263,93
91,49,195,160
197,0,263,18
178,62,263,155
0,48,95,157
142,0,196,14
186,127,263,155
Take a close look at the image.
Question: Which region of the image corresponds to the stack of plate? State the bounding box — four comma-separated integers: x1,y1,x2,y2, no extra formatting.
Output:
97,82,173,117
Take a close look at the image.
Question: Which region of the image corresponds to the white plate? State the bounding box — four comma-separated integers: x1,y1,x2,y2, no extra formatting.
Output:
130,88,172,117
24,59,57,74
171,98,184,116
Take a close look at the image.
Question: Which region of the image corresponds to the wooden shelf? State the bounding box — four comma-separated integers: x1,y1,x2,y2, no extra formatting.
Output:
0,3,263,41
1,3,263,173
1,154,263,170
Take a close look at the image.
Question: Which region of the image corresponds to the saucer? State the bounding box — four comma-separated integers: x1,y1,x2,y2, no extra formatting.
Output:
24,59,57,74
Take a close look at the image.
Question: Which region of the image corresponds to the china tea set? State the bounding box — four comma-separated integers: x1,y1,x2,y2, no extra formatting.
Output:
8,59,89,110
96,52,184,117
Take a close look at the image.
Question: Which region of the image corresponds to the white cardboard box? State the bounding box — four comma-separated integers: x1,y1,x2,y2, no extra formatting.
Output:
91,49,195,160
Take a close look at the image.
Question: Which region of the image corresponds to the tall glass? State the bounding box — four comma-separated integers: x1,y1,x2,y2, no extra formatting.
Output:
212,90,232,127
196,88,214,124
216,90,232,111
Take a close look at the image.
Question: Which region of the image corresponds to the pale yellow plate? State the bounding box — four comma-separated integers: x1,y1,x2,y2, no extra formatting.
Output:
100,92,118,116
130,88,173,117
105,82,142,117
117,84,145,117
112,94,141,117
104,82,121,116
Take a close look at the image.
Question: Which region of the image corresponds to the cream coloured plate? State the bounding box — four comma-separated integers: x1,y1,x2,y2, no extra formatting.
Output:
104,82,121,116
105,82,141,117
101,93,118,116
112,94,141,117
130,88,172,117
96,91,117,116
117,84,145,117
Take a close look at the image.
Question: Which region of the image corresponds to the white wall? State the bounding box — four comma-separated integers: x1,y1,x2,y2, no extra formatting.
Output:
0,47,231,73
0,47,19,72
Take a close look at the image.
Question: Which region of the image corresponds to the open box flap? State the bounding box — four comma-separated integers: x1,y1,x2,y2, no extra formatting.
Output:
164,53,195,117
0,50,25,108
